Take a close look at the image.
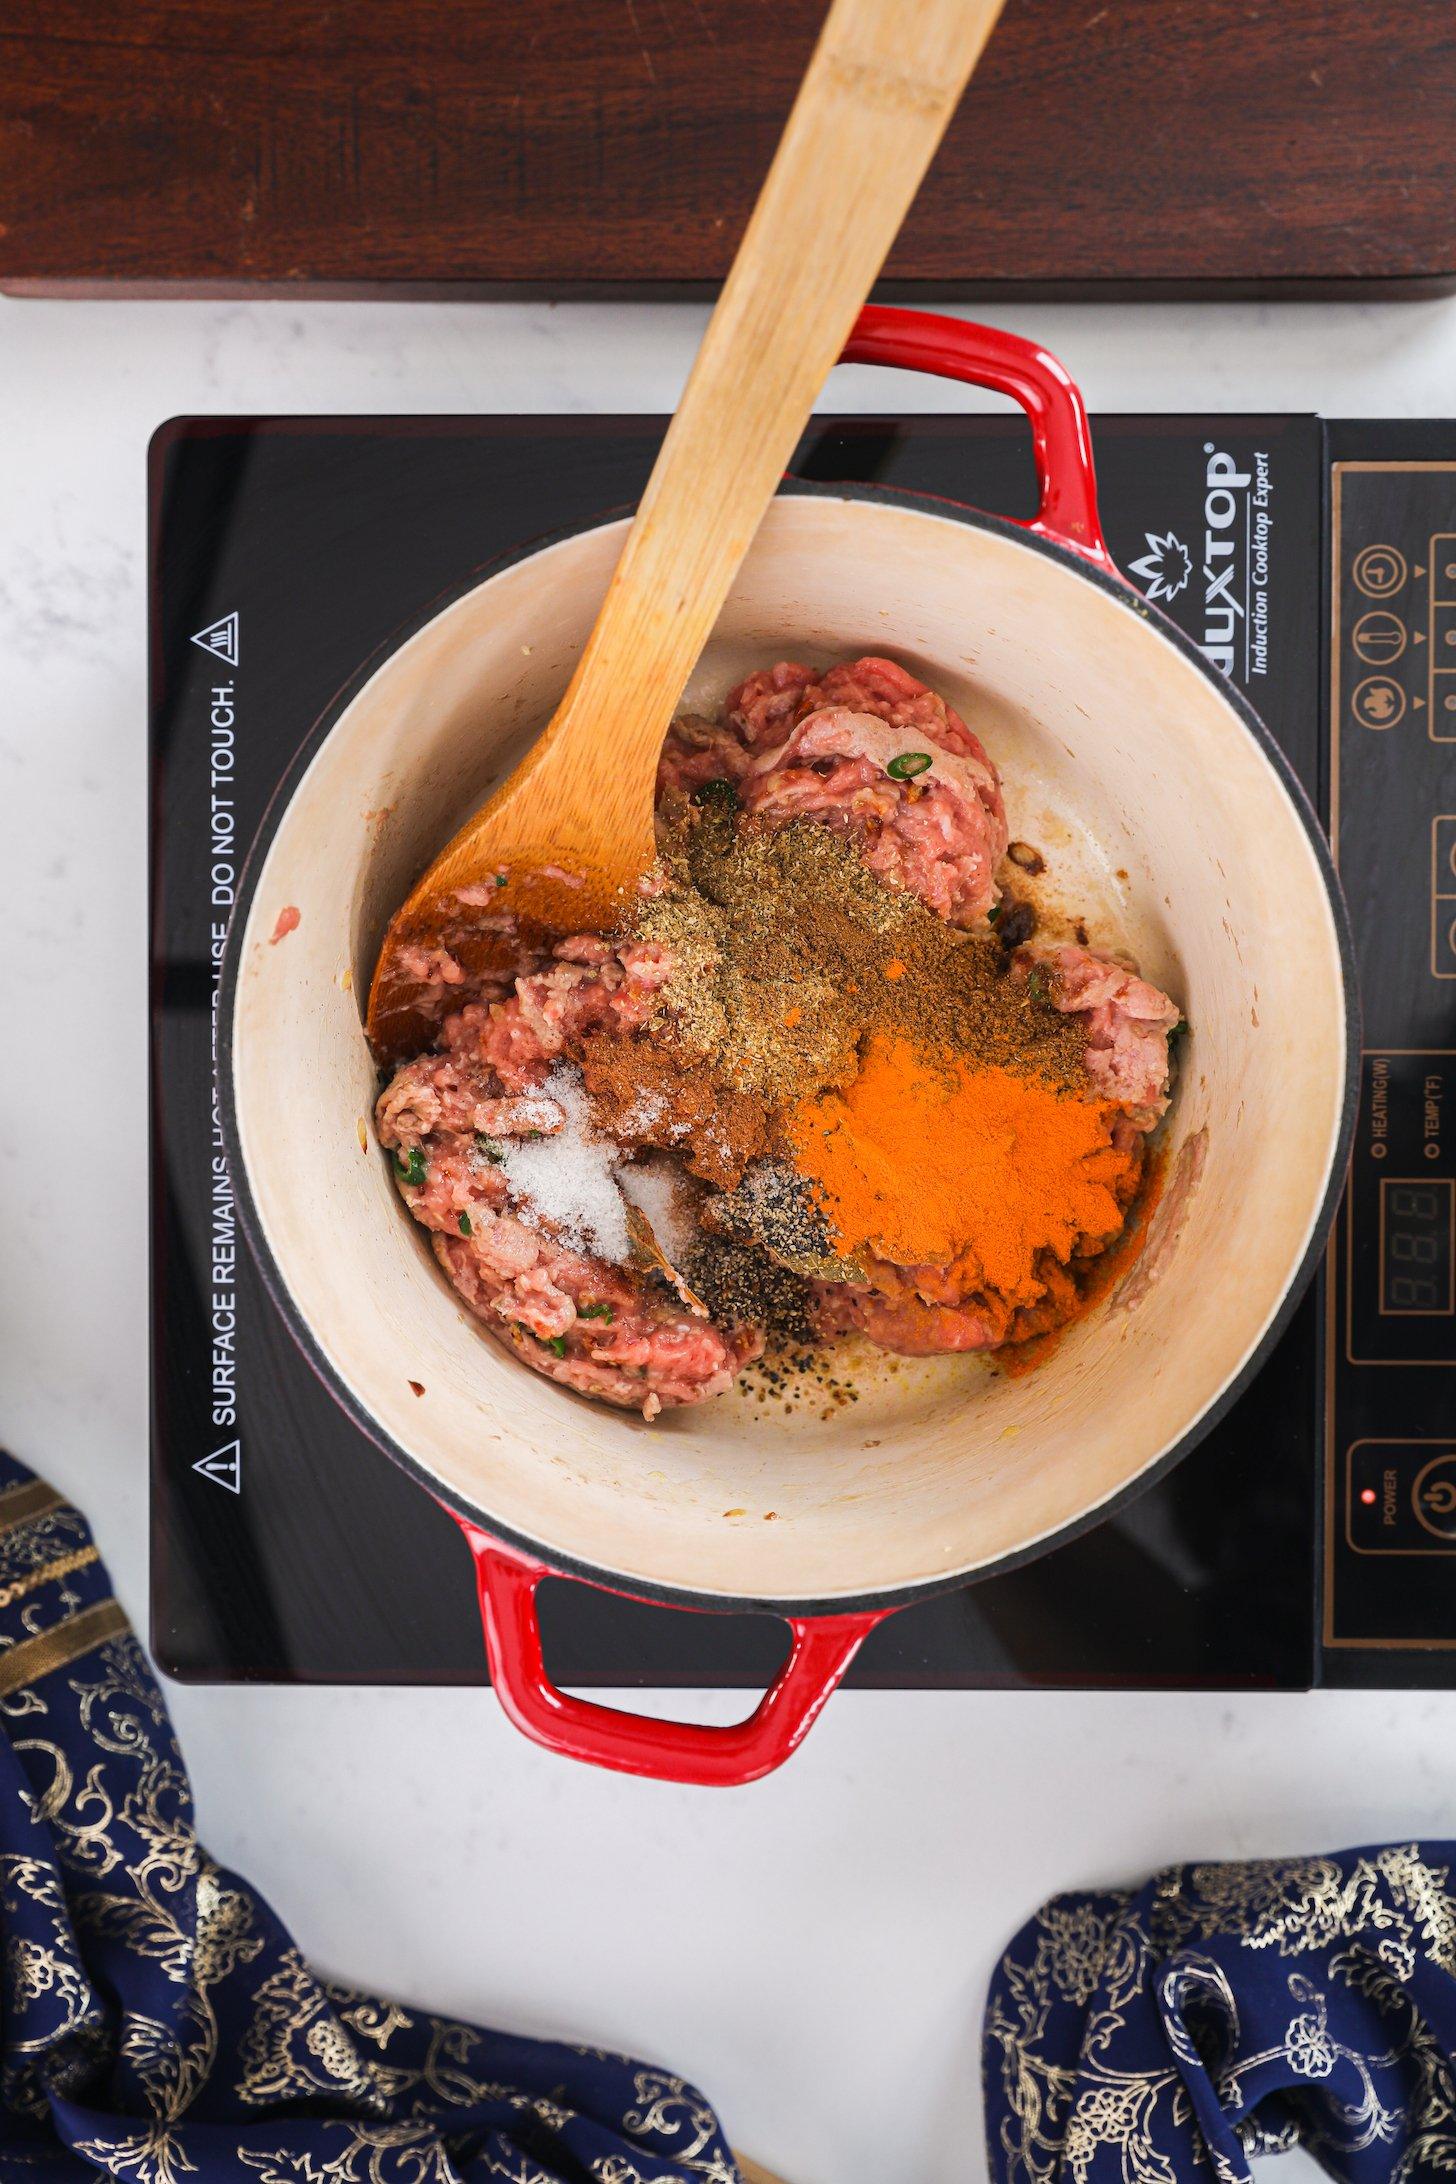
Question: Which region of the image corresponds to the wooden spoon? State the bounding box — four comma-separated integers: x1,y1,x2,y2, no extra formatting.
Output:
733,2156,792,2184
367,0,1008,1057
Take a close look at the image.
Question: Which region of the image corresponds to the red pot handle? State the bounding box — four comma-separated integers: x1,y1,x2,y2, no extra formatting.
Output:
839,304,1117,576
452,1516,885,1787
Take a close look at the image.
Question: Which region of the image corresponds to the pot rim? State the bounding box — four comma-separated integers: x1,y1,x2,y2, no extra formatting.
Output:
218,477,1361,1619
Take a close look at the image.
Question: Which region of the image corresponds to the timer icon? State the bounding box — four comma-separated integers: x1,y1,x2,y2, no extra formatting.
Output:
1353,544,1408,598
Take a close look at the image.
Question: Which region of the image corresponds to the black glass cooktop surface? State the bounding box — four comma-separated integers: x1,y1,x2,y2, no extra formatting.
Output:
150,408,1456,1689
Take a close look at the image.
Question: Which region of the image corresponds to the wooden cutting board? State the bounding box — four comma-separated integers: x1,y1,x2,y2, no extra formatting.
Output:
3,0,1453,299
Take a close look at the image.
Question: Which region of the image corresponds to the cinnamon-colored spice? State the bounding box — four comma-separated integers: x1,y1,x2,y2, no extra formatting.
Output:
579,1034,770,1188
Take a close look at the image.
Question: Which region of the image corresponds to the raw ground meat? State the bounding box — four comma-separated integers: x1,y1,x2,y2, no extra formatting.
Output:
654,713,757,806
378,654,1182,1405
657,655,1007,925
742,707,1005,926
731,656,993,765
440,935,674,1095
377,999,758,1418
1031,941,1181,1128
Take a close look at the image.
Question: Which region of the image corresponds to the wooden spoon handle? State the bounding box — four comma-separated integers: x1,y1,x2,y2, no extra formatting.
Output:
528,0,1008,849
733,2156,793,2184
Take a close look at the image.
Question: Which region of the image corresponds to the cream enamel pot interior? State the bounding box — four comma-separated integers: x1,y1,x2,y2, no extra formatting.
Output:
222,311,1356,1787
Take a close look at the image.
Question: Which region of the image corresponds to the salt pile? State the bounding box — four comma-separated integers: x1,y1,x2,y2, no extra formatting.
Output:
619,1157,695,1263
501,1066,630,1263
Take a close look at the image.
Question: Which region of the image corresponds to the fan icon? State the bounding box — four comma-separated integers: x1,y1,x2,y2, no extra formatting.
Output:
1352,676,1406,729
1128,531,1193,603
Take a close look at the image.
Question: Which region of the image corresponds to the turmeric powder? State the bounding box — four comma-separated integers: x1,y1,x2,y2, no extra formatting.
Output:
785,1033,1139,1303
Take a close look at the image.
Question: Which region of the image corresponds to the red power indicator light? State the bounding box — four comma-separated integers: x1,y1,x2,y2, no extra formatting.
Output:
1360,1487,1378,1505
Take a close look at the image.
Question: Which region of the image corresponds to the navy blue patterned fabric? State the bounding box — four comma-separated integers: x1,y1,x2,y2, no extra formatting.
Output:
984,1850,1456,2182
0,1450,739,2183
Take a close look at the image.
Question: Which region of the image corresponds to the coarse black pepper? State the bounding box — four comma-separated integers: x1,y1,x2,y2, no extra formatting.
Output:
704,1159,864,1282
681,1235,815,1347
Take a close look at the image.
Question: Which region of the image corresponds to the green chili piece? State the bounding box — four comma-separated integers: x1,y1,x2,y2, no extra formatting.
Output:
578,1302,614,1322
987,900,1002,924
886,751,932,780
547,1335,568,1357
458,1211,473,1236
393,1146,427,1187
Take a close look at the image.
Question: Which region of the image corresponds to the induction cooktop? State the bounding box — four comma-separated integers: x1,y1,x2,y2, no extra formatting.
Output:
149,409,1456,1690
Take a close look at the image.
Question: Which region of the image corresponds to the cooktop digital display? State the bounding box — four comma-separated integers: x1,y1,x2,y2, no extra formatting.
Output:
149,409,1454,1691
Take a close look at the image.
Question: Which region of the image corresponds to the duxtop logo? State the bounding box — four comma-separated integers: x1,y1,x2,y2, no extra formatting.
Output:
1127,448,1272,681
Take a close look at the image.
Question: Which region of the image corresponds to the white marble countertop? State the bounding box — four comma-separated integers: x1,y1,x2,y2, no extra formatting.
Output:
2,290,1455,2184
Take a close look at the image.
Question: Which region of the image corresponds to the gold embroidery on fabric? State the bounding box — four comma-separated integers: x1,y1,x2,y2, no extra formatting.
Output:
0,1544,99,1610
622,2071,739,2183
235,2120,461,2183
0,1635,273,2178
71,2120,200,2184
0,1481,64,1535
0,1502,91,1591
985,1850,1456,2184
0,1563,743,2184
334,1995,412,2051
0,1850,105,2125
0,1600,129,1697
238,1954,388,2111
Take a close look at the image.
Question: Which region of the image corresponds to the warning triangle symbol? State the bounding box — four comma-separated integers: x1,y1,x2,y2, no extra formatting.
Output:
190,611,239,668
194,1441,241,1494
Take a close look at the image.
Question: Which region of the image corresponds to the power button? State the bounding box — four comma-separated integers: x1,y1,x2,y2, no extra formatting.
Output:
1348,1440,1456,1554
1413,1453,1456,1541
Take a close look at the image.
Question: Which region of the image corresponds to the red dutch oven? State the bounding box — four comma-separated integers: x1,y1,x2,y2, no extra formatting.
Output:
221,310,1357,1786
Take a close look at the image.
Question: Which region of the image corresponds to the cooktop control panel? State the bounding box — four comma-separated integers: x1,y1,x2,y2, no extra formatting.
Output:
1323,429,1456,1677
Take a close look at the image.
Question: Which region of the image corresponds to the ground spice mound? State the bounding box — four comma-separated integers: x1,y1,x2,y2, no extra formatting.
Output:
631,812,1087,1107
785,1033,1140,1304
579,1033,770,1187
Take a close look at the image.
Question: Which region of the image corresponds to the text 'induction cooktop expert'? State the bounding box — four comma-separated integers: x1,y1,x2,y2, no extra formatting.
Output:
150,410,1455,1690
